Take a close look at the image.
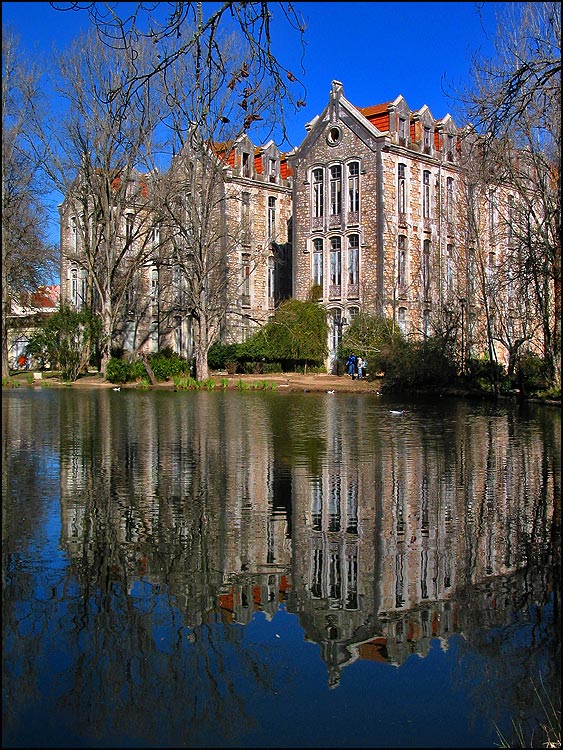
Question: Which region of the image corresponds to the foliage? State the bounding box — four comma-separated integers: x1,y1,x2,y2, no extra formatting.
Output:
341,313,405,376
25,304,102,382
382,335,459,392
207,301,327,373
514,352,551,396
465,357,508,392
2,28,58,378
172,375,200,390
147,349,191,381
256,299,328,365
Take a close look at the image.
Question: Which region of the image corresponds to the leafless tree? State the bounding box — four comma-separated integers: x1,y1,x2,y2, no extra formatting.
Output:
34,29,165,375
452,1,561,385
50,1,308,147
1,28,58,378
154,33,277,380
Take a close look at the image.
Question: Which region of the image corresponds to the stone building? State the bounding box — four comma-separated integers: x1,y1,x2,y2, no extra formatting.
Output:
59,134,293,362
59,80,534,372
288,80,524,372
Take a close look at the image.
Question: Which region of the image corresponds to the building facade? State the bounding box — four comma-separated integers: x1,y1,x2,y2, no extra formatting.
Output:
59,80,535,373
289,80,527,372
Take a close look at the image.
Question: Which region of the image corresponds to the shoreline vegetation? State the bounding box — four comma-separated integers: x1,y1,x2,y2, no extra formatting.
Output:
3,369,561,406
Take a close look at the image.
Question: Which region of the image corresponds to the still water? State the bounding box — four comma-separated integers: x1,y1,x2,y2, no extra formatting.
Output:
2,387,560,748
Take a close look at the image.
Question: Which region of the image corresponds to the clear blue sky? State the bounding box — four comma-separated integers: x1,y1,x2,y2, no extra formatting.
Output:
3,1,503,248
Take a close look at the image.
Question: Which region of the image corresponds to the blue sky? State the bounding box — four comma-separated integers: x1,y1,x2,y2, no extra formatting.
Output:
3,1,503,248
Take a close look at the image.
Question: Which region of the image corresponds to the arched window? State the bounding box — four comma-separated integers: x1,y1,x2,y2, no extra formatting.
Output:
268,196,276,238
312,238,323,289
348,234,359,287
329,165,342,217
397,235,407,288
329,237,342,287
423,171,431,218
422,239,431,299
347,162,359,214
398,163,406,214
446,177,454,223
312,168,324,218
398,306,407,334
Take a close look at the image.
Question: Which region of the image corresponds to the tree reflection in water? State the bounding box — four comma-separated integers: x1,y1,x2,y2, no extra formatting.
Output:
2,389,560,748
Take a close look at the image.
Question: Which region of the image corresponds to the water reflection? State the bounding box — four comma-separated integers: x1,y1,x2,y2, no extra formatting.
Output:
2,389,560,748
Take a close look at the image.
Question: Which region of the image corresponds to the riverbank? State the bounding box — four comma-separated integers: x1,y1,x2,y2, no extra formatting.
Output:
5,370,560,405
6,369,382,394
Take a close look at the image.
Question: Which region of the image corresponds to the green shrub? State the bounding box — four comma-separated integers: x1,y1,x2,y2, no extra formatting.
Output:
106,357,134,384
515,353,550,395
147,351,191,381
382,336,457,392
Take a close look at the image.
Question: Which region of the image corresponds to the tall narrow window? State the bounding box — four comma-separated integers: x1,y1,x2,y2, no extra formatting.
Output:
398,163,406,214
242,151,251,177
268,196,276,238
422,239,431,298
446,244,454,292
241,253,251,300
423,309,430,338
398,116,407,144
70,217,78,253
151,267,158,312
268,257,275,300
79,270,87,308
329,165,342,217
173,265,185,307
268,157,277,182
446,133,454,160
488,251,495,284
446,177,454,222
312,168,324,218
489,190,496,236
397,235,407,288
71,269,78,306
423,126,432,154
508,194,515,243
398,306,407,334
241,191,250,243
152,224,160,248
312,238,323,289
423,171,431,219
125,214,134,244
347,162,359,214
330,237,342,286
348,234,359,286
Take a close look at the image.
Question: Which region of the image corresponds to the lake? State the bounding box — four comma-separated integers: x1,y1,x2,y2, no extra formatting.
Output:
2,387,560,748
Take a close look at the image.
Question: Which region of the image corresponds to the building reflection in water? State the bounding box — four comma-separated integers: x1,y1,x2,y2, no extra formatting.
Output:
51,390,559,694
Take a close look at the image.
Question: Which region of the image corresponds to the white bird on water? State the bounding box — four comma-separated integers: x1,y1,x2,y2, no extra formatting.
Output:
112,387,120,391
390,409,404,415
327,390,335,394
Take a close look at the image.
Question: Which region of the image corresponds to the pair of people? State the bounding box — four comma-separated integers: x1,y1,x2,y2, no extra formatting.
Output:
345,353,366,380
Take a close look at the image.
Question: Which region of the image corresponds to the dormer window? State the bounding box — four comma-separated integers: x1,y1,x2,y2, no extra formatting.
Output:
445,134,454,161
398,116,407,145
242,151,251,178
269,157,277,182
423,126,432,154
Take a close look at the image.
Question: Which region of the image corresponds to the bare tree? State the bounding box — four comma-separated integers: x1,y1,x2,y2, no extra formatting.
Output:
50,1,308,147
452,1,561,385
34,29,165,375
154,31,280,380
1,28,58,378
